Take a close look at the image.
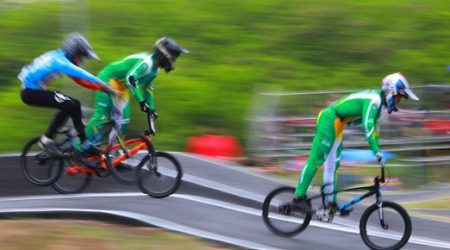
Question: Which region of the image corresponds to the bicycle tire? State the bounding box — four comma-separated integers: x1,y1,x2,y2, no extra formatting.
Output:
360,201,412,250
51,159,92,194
262,186,312,237
105,135,153,184
20,137,63,186
137,151,183,198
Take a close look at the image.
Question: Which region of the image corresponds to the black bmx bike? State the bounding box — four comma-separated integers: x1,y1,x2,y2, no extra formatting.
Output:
262,162,412,250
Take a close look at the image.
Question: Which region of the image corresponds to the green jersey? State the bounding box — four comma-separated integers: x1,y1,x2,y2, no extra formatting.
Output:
98,52,159,108
329,90,383,153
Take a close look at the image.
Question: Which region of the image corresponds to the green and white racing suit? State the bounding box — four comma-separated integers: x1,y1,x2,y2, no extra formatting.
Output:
85,52,159,145
295,90,383,203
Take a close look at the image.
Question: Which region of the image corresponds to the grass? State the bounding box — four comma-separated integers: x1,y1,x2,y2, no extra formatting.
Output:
0,0,449,152
0,219,235,250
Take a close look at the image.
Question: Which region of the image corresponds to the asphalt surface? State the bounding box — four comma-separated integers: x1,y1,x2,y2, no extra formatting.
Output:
0,152,449,250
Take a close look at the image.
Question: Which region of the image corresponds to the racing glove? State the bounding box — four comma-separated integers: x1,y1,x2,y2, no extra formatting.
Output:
139,101,151,113
375,152,385,165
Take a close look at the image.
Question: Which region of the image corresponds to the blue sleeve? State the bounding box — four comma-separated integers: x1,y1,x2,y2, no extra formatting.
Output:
54,56,102,84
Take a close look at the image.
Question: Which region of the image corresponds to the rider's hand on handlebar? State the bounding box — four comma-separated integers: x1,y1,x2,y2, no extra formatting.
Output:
139,101,151,113
139,101,158,120
376,152,385,166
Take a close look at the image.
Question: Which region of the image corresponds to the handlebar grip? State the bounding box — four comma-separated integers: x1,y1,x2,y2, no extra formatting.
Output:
380,161,386,183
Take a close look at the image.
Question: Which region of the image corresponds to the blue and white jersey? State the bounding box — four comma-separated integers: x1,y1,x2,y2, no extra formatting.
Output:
18,49,101,90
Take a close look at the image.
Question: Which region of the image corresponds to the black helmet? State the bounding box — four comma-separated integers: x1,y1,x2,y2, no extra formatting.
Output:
153,36,189,72
62,32,100,62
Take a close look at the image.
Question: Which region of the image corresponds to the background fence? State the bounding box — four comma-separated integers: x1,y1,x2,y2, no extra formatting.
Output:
247,84,450,188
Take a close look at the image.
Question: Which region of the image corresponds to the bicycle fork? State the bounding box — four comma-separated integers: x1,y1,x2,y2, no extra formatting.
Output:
377,193,389,230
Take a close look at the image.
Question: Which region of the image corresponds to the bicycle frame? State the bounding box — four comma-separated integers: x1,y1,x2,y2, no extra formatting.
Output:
65,113,156,176
305,163,386,213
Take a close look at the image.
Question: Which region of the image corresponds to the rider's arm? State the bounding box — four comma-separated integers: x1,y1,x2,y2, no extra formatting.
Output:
68,76,102,91
142,83,155,110
361,99,382,155
125,62,148,103
55,56,103,86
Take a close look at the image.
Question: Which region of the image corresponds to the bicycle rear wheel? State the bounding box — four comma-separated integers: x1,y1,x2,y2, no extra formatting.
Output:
360,201,412,250
137,151,182,198
105,135,151,184
20,137,63,186
51,158,92,194
262,186,312,237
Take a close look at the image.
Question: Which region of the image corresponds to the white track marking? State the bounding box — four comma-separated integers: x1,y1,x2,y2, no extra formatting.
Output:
182,173,267,202
173,194,450,249
2,153,449,248
174,152,290,184
0,192,449,249
0,208,283,250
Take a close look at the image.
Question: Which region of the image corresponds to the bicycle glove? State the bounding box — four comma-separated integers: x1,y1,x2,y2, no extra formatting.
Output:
139,101,151,113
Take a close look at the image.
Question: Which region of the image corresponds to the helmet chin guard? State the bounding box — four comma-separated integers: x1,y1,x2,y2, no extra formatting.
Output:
153,36,189,73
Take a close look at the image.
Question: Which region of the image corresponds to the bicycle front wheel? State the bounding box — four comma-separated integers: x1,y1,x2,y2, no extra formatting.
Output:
360,201,412,250
20,137,63,186
137,151,182,198
262,186,312,237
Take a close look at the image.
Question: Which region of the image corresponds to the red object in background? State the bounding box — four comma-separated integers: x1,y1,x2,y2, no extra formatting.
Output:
423,119,450,134
186,134,243,158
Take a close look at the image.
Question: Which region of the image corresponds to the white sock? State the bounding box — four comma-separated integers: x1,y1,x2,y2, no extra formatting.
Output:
40,135,54,145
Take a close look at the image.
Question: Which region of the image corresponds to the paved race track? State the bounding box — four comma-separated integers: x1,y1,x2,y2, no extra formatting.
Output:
0,153,449,250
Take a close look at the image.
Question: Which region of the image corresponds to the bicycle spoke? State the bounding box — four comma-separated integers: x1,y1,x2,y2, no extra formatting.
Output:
360,201,412,250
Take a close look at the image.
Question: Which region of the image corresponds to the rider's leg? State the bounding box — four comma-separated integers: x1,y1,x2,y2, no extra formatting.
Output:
20,89,79,156
85,90,113,144
21,89,73,138
45,111,69,139
108,92,130,146
323,118,344,204
295,109,337,199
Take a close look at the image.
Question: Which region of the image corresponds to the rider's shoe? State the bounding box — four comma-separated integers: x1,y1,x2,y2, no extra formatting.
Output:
291,196,316,214
324,201,339,213
81,140,103,157
326,201,353,217
38,136,64,158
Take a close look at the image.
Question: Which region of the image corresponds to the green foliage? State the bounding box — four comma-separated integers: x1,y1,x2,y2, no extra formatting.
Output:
0,0,448,152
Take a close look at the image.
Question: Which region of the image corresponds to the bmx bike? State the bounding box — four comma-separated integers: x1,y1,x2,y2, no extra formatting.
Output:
262,162,412,250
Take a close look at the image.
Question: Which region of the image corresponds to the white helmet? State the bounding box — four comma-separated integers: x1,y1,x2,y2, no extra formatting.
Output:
381,72,419,113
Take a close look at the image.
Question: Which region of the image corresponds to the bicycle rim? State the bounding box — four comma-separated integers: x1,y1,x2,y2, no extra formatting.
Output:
262,186,312,237
20,137,63,186
360,201,412,250
137,151,182,198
